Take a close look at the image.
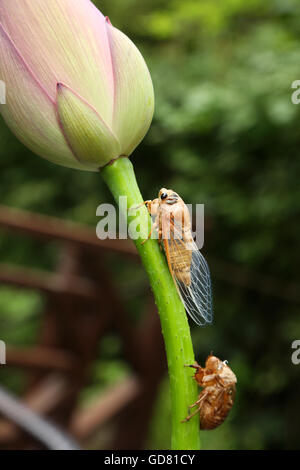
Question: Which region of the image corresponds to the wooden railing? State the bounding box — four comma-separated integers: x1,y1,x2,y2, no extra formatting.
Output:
0,205,166,449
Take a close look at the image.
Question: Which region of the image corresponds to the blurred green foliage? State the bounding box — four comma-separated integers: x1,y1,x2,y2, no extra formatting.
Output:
0,0,300,449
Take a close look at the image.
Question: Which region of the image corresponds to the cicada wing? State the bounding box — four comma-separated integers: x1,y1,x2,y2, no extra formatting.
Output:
178,246,213,326
165,235,213,326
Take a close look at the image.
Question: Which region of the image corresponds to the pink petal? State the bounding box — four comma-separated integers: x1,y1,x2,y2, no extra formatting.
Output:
0,23,87,170
0,0,115,126
106,23,155,156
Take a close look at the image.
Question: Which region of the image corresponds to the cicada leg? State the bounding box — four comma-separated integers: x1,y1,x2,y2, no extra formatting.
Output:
181,391,209,423
141,221,158,245
184,362,201,369
158,229,163,251
127,200,151,214
181,407,200,423
202,373,220,384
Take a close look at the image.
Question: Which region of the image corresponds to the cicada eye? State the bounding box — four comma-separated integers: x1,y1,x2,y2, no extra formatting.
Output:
160,192,168,200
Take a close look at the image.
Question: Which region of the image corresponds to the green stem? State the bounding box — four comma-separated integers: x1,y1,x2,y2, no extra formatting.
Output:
101,157,200,450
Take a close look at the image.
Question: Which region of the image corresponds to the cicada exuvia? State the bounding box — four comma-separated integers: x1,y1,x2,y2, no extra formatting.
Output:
142,188,213,326
183,355,237,430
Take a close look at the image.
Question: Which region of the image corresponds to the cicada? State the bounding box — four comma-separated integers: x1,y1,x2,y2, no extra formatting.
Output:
142,188,213,326
183,355,237,430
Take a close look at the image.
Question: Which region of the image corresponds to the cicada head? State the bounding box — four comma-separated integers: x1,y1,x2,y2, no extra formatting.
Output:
158,188,180,205
205,355,237,384
205,355,224,373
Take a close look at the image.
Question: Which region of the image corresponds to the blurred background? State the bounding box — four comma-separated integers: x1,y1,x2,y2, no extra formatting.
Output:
0,0,300,449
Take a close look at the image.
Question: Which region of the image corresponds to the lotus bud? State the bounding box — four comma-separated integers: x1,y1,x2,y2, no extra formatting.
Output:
0,0,154,171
